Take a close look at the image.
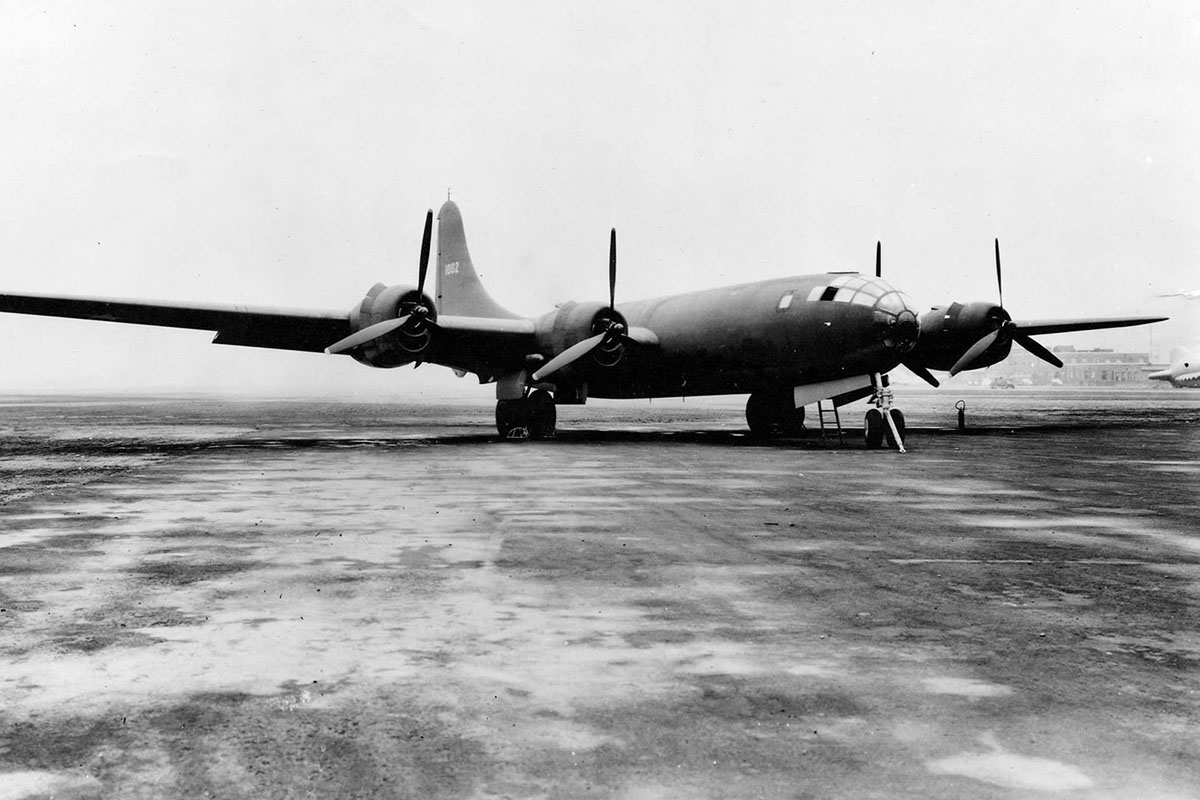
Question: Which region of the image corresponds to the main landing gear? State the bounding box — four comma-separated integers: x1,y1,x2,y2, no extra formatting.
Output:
496,388,556,439
864,373,906,452
745,389,806,437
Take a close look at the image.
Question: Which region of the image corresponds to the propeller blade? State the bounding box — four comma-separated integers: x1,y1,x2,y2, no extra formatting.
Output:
949,328,1002,376
875,241,881,278
609,228,617,311
902,360,940,387
531,332,606,382
325,315,411,354
994,238,1003,308
1013,333,1063,368
417,209,433,296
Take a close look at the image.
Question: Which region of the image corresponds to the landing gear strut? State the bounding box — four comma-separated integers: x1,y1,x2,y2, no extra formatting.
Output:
864,373,906,452
496,389,556,439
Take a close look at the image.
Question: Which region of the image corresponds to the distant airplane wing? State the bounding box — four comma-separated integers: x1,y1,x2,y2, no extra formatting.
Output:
0,292,352,353
1011,316,1167,336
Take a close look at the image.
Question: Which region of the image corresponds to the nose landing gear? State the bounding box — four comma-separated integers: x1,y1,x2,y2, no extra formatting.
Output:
864,373,906,452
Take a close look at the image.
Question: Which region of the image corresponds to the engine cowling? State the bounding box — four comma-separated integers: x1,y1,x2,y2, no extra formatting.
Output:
911,301,1012,372
536,300,630,374
347,282,437,368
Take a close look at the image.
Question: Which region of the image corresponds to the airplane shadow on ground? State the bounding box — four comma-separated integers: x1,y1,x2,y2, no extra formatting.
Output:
195,420,1184,452
1,420,1189,460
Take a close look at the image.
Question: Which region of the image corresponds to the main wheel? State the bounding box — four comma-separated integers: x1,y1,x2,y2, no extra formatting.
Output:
496,399,527,438
883,408,906,450
864,408,885,449
746,392,775,436
526,389,557,439
746,391,805,437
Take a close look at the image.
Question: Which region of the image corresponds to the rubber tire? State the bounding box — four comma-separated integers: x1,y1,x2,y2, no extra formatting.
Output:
526,390,557,439
884,408,906,450
746,392,774,436
496,399,526,438
864,408,885,450
746,391,806,437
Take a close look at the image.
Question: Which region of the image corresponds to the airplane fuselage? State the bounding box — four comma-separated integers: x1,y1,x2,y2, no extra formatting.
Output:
534,274,917,399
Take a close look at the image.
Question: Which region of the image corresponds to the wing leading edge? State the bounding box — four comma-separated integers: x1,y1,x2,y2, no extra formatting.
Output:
0,292,541,371
1007,316,1167,337
0,292,353,353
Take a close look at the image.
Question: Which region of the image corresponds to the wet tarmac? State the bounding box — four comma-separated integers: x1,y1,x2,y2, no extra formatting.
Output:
1,389,1198,799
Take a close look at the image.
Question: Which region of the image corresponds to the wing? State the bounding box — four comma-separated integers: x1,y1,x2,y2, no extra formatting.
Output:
0,292,352,353
429,315,538,377
1011,316,1168,336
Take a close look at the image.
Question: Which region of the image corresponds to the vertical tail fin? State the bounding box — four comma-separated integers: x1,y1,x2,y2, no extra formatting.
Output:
435,200,520,319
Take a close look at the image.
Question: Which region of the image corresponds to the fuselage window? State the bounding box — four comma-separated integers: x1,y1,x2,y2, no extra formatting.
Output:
777,292,795,311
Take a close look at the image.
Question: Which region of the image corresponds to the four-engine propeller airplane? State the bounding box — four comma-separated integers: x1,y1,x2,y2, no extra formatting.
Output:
0,200,1167,450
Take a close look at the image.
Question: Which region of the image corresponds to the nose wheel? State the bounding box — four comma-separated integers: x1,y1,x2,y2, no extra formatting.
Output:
864,374,906,452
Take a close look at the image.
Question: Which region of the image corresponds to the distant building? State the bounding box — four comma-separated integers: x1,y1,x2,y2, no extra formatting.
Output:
991,346,1155,386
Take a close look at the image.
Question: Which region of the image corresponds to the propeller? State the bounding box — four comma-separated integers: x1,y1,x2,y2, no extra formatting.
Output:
947,239,1063,376
417,208,432,297
325,315,413,354
532,228,640,382
326,210,435,355
994,238,1004,308
609,228,617,310
903,361,940,387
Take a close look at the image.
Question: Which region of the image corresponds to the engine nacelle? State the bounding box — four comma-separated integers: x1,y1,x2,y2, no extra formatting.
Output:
535,301,629,371
348,282,437,368
912,301,1012,371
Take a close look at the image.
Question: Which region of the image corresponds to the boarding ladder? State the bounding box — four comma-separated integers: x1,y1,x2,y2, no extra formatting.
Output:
816,400,844,446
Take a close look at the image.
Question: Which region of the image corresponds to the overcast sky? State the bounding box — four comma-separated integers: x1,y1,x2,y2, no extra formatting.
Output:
1,1,1197,396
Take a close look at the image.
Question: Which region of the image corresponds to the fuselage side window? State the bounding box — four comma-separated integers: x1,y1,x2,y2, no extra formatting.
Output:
777,292,795,311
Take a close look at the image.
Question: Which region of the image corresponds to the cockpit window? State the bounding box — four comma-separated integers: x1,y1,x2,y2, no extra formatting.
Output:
850,292,875,307
809,275,914,315
777,292,795,311
876,292,909,314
